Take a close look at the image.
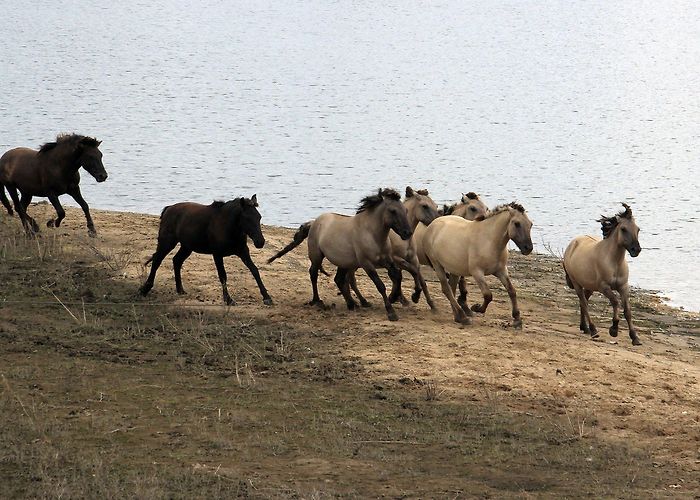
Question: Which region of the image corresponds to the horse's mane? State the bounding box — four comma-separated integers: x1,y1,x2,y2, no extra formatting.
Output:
598,203,633,239
357,188,401,213
486,201,525,218
38,133,100,154
463,192,479,200
442,203,458,215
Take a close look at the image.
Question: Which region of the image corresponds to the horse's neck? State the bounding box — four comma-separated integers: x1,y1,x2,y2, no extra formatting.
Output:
358,208,391,244
45,146,80,175
404,200,420,229
480,210,511,249
598,233,627,266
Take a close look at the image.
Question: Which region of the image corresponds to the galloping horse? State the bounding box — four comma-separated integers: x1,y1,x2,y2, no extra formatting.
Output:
563,203,642,346
139,195,273,306
348,186,439,309
422,203,533,326
0,134,108,236
267,188,413,321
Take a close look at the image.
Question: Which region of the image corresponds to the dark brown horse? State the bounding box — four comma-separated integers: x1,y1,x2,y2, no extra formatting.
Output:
0,133,108,236
139,196,273,306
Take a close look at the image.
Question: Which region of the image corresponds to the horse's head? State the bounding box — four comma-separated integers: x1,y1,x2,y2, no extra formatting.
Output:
506,203,533,255
599,203,640,257
404,186,439,226
76,137,108,183
460,192,489,221
239,194,265,248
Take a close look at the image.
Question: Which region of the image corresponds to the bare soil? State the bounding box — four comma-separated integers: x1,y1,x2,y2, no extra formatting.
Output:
1,204,698,498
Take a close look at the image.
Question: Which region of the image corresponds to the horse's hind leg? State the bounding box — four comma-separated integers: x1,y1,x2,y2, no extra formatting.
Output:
495,268,522,328
0,185,13,215
387,268,409,305
334,268,358,310
449,273,470,316
573,285,597,338
401,257,436,310
46,194,66,228
619,285,641,346
139,239,177,296
308,262,324,307
457,276,468,309
600,284,620,338
470,270,493,314
213,254,235,305
432,262,470,324
6,186,35,234
173,246,193,295
239,247,273,305
19,193,39,232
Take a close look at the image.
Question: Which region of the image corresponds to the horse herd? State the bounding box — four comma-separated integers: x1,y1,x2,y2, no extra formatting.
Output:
0,134,643,346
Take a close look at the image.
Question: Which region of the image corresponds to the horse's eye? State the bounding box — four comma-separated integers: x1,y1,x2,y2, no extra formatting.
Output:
469,207,476,212
514,222,521,228
621,227,628,233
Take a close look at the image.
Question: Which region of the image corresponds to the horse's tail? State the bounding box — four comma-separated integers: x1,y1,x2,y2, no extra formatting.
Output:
0,183,13,216
160,205,171,218
267,221,312,264
563,262,574,289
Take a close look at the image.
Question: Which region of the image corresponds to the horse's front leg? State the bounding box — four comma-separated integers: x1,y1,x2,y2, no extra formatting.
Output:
46,194,66,228
363,263,399,321
388,257,411,306
347,271,371,307
619,285,641,346
495,268,522,328
470,270,493,314
67,186,96,236
213,254,234,306
239,249,273,305
19,193,40,232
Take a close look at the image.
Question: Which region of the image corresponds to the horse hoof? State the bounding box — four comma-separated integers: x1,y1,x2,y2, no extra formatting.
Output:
457,316,472,325
609,327,619,337
263,298,273,306
177,289,187,295
224,298,236,306
88,227,97,237
471,304,483,313
411,291,421,304
138,285,151,296
631,337,642,346
47,220,55,228
387,312,399,321
590,332,600,340
308,299,325,309
360,301,372,308
347,301,358,310
513,319,523,329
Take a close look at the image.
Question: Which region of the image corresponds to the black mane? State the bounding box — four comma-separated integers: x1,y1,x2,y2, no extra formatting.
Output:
38,133,100,155
442,203,457,215
598,203,633,239
464,192,478,200
357,188,401,213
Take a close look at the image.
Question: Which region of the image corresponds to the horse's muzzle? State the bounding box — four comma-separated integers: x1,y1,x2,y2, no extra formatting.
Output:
628,246,641,257
96,174,108,182
520,243,533,255
399,229,413,241
253,238,265,249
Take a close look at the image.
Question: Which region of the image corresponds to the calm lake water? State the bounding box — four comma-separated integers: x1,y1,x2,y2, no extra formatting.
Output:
1,1,698,310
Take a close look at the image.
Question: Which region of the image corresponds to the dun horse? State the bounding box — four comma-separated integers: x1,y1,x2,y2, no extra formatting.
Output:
0,134,108,236
348,186,440,309
267,188,413,321
411,192,490,304
139,196,273,306
422,202,533,326
563,203,642,346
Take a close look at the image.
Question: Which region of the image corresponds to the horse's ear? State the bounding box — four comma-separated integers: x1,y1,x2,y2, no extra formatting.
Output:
97,140,102,146
405,186,414,198
251,194,258,207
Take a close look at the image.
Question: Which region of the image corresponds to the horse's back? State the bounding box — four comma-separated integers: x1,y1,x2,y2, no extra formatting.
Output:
563,235,601,289
0,147,37,182
159,202,216,244
310,212,357,267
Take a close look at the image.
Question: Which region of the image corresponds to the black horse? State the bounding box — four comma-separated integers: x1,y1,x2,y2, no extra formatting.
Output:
0,133,108,236
139,195,273,306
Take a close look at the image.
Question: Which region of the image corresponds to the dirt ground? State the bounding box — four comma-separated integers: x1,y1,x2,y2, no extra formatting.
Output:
1,204,699,498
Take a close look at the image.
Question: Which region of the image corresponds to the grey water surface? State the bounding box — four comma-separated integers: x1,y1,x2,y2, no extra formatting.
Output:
1,1,698,310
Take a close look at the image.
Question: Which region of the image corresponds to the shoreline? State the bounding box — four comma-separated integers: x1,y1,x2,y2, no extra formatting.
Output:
1,203,699,496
